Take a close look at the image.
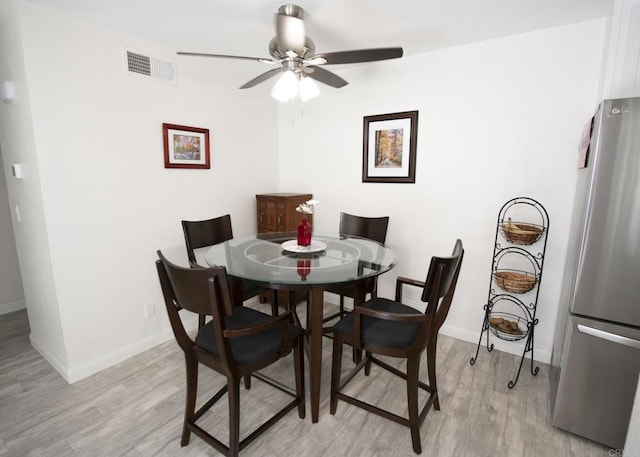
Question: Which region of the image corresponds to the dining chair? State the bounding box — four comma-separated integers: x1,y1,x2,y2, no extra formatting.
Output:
329,239,464,454
323,212,390,323
182,214,279,322
156,250,305,457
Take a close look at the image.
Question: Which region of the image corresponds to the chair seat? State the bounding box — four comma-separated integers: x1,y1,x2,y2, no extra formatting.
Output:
332,298,421,349
196,307,303,366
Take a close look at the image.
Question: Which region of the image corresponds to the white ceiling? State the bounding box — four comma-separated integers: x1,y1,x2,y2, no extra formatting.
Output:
27,0,612,58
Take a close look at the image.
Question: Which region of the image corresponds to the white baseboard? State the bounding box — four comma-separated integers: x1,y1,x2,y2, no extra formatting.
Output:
29,333,71,381
0,299,26,315
440,323,552,364
30,316,199,384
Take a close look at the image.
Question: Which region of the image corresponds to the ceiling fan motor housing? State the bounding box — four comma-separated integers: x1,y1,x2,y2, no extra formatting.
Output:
278,4,304,19
269,36,315,60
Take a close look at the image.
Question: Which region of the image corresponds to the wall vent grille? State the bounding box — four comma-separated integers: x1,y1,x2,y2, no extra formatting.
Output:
126,51,151,76
124,49,175,83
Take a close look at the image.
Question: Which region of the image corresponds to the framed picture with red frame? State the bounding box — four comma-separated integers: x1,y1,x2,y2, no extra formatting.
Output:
162,123,210,169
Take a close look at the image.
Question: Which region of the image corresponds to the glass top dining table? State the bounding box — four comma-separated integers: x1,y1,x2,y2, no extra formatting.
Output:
204,232,396,422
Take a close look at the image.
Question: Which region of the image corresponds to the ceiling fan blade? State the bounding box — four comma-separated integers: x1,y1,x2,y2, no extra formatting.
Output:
319,47,403,65
305,66,348,88
177,52,269,62
239,68,282,89
275,5,306,54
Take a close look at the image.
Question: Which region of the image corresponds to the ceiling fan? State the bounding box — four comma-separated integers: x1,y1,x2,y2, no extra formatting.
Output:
177,4,403,100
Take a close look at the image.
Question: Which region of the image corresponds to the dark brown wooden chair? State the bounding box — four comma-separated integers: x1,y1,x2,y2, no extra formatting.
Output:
323,212,390,323
156,250,305,457
329,240,464,454
182,214,279,322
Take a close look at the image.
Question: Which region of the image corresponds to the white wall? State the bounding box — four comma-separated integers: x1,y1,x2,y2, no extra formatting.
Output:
0,0,67,368
5,0,280,382
0,5,24,320
0,144,25,314
278,19,606,362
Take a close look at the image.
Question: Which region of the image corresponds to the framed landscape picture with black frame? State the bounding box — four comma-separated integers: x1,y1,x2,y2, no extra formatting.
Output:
162,123,210,169
362,110,418,183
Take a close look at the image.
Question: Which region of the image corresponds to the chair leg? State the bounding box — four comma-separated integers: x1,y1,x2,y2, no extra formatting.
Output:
427,337,440,411
294,335,306,418
228,379,241,457
181,358,198,446
244,374,251,390
271,289,279,316
353,347,362,364
407,355,422,455
339,294,345,317
364,351,373,376
330,334,343,414
198,314,206,330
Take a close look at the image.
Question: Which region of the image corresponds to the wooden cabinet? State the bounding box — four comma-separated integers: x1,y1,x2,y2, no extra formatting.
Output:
256,193,313,233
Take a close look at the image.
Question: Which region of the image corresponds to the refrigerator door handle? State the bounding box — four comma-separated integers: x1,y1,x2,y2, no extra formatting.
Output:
577,324,640,350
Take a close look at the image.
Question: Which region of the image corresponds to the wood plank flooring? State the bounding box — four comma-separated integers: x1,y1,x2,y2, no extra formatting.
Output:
0,307,610,456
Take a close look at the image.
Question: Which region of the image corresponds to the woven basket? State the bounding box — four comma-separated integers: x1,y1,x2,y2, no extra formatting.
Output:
488,311,527,341
493,270,536,293
501,220,543,245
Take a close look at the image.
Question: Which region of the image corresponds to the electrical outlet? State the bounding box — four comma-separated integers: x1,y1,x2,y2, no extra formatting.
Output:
144,302,156,318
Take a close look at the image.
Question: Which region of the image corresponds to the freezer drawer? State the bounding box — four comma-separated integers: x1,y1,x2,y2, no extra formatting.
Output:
552,315,640,449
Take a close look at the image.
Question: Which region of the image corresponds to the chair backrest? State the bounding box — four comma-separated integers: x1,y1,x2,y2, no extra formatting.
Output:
156,250,232,353
421,239,464,333
182,214,234,265
339,212,389,245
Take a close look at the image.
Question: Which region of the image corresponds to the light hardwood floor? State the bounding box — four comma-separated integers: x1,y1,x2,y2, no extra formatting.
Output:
1,307,610,457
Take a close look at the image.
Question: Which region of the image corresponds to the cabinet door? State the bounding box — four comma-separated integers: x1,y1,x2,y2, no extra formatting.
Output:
283,195,313,231
257,200,268,232
257,199,277,233
264,201,277,232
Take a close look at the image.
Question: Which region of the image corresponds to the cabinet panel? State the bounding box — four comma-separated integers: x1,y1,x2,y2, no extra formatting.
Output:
257,200,277,233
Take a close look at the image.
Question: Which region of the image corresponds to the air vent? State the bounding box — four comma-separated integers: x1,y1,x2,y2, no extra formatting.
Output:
126,51,151,76
124,49,176,83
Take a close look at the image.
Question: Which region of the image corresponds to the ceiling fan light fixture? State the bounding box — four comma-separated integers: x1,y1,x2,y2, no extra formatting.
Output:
299,75,319,101
271,70,298,102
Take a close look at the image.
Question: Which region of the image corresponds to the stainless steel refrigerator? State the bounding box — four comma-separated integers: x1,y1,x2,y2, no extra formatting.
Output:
551,96,640,449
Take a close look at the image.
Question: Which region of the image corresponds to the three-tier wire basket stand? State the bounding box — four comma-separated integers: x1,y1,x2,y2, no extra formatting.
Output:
470,197,549,388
